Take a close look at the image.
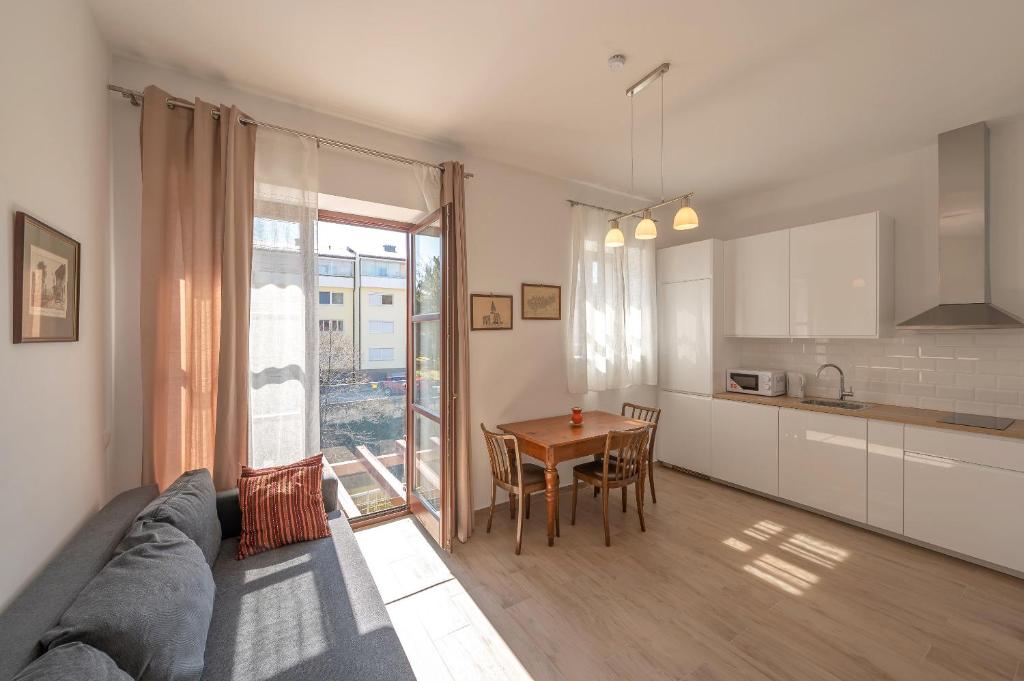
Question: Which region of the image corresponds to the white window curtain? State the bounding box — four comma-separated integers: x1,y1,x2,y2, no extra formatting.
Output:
566,204,657,394
248,128,320,467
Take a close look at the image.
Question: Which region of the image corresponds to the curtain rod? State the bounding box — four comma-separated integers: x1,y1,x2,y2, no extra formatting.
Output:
108,84,473,177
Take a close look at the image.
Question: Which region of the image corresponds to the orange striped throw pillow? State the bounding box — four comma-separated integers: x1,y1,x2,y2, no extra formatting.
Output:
236,457,331,560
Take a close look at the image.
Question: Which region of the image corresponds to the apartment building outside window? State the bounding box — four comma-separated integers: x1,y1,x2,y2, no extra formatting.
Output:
318,290,344,305
369,293,394,306
363,260,405,278
369,320,395,334
368,347,395,362
318,257,354,277
319,320,344,332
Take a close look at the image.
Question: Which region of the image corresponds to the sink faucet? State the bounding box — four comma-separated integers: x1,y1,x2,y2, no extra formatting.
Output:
816,363,854,401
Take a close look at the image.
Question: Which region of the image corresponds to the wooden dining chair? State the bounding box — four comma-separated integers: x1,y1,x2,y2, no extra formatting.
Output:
480,423,548,554
594,402,662,506
571,426,652,546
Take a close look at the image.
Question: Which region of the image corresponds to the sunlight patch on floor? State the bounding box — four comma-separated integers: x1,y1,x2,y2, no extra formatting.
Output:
729,520,850,596
356,519,534,681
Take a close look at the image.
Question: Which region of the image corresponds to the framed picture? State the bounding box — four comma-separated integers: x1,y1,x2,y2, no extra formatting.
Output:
521,283,561,320
13,212,80,343
470,294,513,330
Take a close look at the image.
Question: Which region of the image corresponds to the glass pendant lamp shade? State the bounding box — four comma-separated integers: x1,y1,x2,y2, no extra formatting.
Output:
673,199,699,230
605,219,625,248
635,210,657,240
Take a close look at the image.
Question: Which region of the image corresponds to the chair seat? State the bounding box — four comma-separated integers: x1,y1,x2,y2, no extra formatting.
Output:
572,460,634,487
513,463,546,487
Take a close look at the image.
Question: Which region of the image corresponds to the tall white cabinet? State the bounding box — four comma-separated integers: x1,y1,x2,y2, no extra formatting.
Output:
725,211,893,338
656,240,735,475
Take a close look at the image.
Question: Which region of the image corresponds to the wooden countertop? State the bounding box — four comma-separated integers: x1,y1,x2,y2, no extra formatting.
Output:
713,392,1024,441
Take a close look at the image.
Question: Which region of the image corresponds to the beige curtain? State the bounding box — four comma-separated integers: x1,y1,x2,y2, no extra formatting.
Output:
140,86,256,491
441,161,473,543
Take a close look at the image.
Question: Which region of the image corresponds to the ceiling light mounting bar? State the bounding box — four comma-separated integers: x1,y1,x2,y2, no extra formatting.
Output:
626,63,670,98
607,192,694,223
107,84,474,176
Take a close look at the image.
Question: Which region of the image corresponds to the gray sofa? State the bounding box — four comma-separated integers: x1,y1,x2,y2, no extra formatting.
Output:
0,465,416,681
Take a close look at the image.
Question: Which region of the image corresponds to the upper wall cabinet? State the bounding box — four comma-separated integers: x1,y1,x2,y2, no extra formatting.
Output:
789,212,893,338
724,229,789,337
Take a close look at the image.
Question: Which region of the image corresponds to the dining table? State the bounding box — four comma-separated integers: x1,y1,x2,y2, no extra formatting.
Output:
496,410,649,546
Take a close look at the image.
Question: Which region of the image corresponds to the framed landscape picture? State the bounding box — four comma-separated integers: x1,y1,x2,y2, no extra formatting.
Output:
13,212,80,343
521,283,561,320
470,294,513,330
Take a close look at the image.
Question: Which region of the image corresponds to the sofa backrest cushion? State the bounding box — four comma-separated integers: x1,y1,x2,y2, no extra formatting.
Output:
41,522,215,681
0,485,158,681
12,642,132,680
133,468,221,566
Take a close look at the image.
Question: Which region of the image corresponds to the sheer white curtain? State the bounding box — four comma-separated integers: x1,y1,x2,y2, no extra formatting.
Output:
248,128,320,467
566,204,657,394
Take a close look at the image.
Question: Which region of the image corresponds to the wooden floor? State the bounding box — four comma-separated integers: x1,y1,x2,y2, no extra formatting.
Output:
355,467,1024,681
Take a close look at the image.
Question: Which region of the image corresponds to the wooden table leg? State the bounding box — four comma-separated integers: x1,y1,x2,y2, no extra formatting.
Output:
545,458,558,547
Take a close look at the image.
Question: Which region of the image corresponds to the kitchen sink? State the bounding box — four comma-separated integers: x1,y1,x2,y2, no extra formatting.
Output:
799,398,871,411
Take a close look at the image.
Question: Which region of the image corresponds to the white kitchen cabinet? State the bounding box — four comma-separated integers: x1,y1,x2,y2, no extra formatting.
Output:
724,230,789,337
779,408,867,522
904,451,1024,573
867,420,904,534
658,279,712,395
711,399,779,495
789,212,893,338
657,240,713,283
656,391,712,474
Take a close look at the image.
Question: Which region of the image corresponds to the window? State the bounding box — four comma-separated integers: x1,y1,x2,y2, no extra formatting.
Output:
317,257,354,277
319,319,344,332
369,320,395,334
318,290,344,305
253,217,300,251
383,244,397,253
369,347,395,362
369,293,394,306
363,260,404,278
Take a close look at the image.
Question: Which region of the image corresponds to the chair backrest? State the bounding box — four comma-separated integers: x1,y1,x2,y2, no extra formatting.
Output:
480,423,521,488
601,426,652,483
622,402,661,449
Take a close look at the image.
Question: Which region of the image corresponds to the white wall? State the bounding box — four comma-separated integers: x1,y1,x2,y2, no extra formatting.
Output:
108,58,656,511
657,114,1024,417
0,1,110,609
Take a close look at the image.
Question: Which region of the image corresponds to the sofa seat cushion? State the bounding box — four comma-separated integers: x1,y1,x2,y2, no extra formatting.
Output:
13,642,131,680
202,513,415,681
135,468,222,566
42,522,216,681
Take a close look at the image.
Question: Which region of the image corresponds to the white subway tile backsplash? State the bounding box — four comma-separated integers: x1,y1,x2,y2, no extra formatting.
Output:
736,330,1024,414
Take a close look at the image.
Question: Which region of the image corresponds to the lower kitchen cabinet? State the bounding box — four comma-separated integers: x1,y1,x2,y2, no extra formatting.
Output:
904,449,1024,574
657,391,712,474
867,420,904,534
711,399,779,495
779,408,867,522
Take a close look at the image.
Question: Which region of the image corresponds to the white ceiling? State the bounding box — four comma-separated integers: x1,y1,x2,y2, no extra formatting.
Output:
87,0,1024,203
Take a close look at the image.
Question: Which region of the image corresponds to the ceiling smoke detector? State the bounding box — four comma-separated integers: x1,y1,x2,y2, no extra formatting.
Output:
608,54,626,71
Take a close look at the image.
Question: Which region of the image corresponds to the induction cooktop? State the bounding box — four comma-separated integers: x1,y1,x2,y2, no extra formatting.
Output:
937,412,1015,431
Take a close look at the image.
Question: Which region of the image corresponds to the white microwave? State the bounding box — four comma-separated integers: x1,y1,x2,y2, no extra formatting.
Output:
726,369,787,396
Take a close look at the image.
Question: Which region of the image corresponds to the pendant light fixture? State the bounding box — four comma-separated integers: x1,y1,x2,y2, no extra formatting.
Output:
605,219,625,247
601,61,700,247
635,210,657,239
673,195,699,230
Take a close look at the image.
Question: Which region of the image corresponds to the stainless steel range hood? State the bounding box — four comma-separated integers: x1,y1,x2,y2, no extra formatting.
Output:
899,122,1024,329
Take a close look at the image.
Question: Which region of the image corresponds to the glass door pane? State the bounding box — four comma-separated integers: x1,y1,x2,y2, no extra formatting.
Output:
408,208,445,547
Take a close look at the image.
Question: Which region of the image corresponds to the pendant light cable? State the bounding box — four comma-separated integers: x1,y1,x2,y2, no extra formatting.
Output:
630,95,635,197
660,74,665,201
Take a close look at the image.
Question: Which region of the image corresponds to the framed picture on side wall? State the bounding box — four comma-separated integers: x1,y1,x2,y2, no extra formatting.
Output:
13,212,80,343
470,294,513,330
521,283,561,320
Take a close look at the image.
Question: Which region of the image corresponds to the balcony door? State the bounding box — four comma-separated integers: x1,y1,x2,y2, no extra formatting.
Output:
408,208,449,548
